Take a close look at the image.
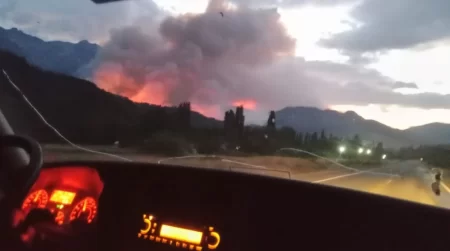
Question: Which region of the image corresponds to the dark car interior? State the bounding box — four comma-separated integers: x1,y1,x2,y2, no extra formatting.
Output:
0,1,449,250
1,132,450,251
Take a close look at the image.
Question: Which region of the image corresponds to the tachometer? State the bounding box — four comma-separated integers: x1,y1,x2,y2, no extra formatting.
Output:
22,189,49,211
69,197,97,224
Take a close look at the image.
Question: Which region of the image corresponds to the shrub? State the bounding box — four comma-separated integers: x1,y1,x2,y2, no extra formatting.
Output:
140,132,196,156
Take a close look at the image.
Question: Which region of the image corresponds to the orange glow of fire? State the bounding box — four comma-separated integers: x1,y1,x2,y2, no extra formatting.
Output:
232,100,257,110
130,83,171,105
94,64,259,119
191,104,222,119
94,63,172,106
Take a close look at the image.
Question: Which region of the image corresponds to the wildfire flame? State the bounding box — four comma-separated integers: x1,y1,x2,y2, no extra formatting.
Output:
232,100,257,110
94,63,172,106
95,63,258,119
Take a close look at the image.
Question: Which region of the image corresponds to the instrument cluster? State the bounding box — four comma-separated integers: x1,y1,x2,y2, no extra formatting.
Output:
17,166,104,227
22,188,98,225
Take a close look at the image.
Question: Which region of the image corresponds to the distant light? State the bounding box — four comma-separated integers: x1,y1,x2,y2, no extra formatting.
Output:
338,146,346,153
382,154,387,160
236,146,240,150
420,158,423,161
358,148,364,154
366,149,372,155
264,134,268,139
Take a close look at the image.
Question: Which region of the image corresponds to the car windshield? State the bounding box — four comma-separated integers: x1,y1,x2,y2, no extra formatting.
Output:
2,0,450,209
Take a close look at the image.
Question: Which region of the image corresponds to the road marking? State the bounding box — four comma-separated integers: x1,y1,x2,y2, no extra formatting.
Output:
313,171,364,183
385,179,393,185
441,182,450,193
221,159,267,169
278,148,359,172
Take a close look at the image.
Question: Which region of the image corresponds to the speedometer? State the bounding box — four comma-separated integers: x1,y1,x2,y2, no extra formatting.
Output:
69,197,97,224
22,189,49,211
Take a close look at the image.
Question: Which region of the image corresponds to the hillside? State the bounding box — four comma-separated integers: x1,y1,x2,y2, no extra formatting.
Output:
2,26,450,148
404,123,450,145
0,50,221,145
0,27,99,76
275,107,418,148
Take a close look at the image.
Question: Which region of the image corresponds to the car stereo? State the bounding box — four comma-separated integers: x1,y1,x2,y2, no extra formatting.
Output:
137,214,221,251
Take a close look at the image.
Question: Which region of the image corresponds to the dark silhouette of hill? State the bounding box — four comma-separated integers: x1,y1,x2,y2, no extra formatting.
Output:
0,50,221,145
275,107,419,148
404,123,450,145
2,26,450,149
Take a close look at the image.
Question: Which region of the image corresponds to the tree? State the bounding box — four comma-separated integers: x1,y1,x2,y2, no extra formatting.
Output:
267,111,276,135
311,132,318,143
304,133,310,146
320,129,326,141
224,110,235,135
235,106,245,140
296,132,303,146
351,134,362,148
176,102,191,131
374,142,384,159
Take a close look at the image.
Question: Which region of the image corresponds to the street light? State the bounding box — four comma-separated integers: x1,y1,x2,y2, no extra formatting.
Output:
366,149,372,155
338,146,346,154
382,154,387,160
358,147,364,154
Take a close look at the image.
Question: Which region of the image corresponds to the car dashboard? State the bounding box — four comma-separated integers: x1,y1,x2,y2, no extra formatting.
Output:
18,167,102,226
12,161,450,251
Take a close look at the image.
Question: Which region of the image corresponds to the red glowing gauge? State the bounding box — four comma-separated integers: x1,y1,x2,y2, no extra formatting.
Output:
21,189,49,211
69,197,97,224
55,211,65,225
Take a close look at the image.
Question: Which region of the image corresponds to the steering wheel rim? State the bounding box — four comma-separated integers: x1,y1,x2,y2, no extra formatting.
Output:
0,135,42,204
0,135,42,250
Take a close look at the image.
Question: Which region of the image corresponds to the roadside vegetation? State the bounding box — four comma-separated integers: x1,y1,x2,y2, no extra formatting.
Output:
41,102,387,167
1,49,387,165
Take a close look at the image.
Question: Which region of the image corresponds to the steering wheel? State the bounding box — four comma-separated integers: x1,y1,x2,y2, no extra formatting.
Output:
0,135,43,249
0,135,43,203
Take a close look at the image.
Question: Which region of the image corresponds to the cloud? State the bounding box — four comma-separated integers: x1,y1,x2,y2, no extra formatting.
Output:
320,0,450,53
0,0,161,42
0,0,16,16
230,0,356,8
325,83,450,110
94,0,296,113
91,0,450,120
393,81,418,89
1,0,448,121
263,58,445,110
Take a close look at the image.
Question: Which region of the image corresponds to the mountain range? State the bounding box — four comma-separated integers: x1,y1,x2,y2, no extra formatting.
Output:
1,26,450,148
275,107,450,148
0,27,99,77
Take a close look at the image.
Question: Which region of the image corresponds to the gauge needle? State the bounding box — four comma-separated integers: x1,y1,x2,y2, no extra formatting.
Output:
33,191,40,202
82,200,87,212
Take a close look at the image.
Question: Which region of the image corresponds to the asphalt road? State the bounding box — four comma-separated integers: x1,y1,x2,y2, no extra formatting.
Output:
130,155,450,209
292,160,450,209
43,147,450,209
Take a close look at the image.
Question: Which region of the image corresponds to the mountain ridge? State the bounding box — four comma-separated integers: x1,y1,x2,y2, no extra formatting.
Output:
0,27,100,76
2,26,450,148
274,106,447,148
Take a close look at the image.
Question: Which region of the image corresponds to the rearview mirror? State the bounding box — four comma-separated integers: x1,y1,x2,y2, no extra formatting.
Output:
91,0,125,4
431,181,440,196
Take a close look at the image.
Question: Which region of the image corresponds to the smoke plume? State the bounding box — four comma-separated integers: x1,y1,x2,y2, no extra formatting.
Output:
94,0,296,118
